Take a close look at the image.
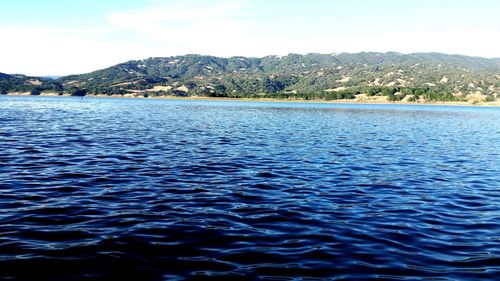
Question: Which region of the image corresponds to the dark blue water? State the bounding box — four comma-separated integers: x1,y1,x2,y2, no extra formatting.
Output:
1,96,499,280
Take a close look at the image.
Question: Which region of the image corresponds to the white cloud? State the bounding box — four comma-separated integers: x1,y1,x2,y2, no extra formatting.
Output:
0,1,254,75
0,25,156,75
106,1,254,56
0,1,499,76
107,1,248,35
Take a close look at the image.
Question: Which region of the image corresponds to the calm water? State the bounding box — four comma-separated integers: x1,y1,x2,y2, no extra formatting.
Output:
0,96,499,280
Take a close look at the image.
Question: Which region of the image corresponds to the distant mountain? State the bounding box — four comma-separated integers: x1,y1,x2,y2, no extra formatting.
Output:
2,52,500,102
43,76,63,80
0,72,62,95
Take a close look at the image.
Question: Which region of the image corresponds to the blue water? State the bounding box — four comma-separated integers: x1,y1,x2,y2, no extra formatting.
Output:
0,96,499,280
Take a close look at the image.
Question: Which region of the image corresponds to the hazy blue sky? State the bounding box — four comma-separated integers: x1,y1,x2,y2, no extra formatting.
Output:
1,0,499,75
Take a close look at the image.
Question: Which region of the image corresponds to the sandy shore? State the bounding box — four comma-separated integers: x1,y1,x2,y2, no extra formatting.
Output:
102,94,500,107
3,93,500,107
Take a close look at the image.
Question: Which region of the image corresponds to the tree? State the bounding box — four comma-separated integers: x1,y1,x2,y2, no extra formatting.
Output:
66,87,87,96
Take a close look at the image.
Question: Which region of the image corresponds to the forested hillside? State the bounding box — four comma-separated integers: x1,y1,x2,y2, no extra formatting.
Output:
0,73,62,95
2,52,500,102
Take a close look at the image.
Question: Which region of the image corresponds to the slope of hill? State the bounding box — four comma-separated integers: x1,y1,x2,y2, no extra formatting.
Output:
0,72,62,95
2,52,500,102
57,52,500,102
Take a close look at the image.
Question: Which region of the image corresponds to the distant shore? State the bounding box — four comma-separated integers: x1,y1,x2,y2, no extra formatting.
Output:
3,92,500,107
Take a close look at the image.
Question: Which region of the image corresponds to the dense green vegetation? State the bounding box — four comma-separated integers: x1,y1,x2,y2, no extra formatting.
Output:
0,73,62,95
2,52,499,102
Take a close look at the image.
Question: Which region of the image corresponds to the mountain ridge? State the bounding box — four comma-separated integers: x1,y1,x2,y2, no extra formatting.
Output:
1,52,499,102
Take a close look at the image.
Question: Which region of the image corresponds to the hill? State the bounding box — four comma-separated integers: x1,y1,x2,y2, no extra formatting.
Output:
0,72,62,95
57,52,500,102
2,52,500,102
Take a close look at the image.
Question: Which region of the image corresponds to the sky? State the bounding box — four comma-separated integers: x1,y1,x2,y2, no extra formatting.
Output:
0,0,499,76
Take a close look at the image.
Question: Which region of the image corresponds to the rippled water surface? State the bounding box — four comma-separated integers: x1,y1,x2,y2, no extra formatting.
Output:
1,96,499,280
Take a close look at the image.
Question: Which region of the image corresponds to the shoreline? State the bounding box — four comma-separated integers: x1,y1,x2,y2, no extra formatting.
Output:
3,93,500,107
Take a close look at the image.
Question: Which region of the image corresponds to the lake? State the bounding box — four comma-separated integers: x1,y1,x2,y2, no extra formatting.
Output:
0,96,499,280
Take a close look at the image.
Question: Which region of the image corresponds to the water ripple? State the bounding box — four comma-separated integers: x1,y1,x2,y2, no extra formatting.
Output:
0,96,499,280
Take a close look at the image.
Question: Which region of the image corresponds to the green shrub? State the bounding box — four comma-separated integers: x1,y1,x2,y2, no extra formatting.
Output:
407,96,417,102
485,96,496,102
